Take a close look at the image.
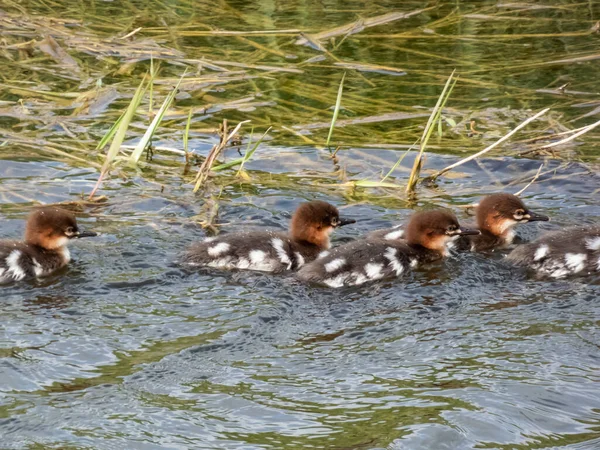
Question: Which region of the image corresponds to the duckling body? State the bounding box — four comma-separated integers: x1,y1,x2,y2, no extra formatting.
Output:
507,225,600,278
181,201,355,273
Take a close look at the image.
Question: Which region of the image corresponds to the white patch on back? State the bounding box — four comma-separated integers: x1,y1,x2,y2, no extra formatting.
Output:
203,237,216,243
534,244,549,261
384,229,404,240
295,252,305,268
208,242,230,257
250,250,266,264
324,275,345,288
248,250,277,271
565,253,586,273
325,258,346,273
318,251,330,259
6,250,25,281
410,258,418,268
271,238,292,269
597,255,600,271
364,263,384,280
384,247,404,276
32,258,44,277
352,272,368,285
207,257,232,268
585,237,600,251
236,258,250,269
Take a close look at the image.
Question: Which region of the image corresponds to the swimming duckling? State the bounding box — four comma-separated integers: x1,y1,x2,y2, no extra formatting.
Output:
0,207,97,283
507,225,600,278
181,201,355,273
297,210,479,288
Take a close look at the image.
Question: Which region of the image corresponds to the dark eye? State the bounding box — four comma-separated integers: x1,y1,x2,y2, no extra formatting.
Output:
514,209,525,219
65,226,75,236
447,225,457,233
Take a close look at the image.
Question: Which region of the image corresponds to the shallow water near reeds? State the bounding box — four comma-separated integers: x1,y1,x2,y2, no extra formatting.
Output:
2,1,600,449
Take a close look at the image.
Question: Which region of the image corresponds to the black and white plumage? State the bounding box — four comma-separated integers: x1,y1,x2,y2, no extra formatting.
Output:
297,239,440,288
297,210,479,288
180,201,355,273
0,242,70,283
0,207,97,284
506,226,600,278
181,231,314,273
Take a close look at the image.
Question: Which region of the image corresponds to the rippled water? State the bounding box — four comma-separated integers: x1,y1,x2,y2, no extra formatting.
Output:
1,151,600,449
3,0,600,448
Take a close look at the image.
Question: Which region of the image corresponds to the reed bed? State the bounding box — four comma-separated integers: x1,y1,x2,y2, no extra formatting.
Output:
1,0,599,210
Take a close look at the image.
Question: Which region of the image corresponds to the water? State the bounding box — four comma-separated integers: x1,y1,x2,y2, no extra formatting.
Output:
1,152,599,449
2,0,600,449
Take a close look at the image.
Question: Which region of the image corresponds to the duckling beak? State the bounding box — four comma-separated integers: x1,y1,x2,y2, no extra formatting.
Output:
337,218,356,227
524,211,550,222
456,227,480,236
73,230,98,238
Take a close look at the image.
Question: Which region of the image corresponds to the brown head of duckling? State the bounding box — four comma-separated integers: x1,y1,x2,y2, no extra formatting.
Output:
405,210,480,255
477,193,549,239
290,201,355,249
24,207,97,250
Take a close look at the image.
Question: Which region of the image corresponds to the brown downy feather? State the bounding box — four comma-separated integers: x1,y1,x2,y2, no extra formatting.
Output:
477,193,526,237
404,210,461,252
289,201,341,249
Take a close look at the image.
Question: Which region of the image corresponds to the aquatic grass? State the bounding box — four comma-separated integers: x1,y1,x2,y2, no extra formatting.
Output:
325,72,346,148
193,120,250,193
426,108,550,182
380,138,419,183
406,69,457,193
96,110,125,151
183,108,193,163
89,76,147,199
514,163,544,196
129,71,186,164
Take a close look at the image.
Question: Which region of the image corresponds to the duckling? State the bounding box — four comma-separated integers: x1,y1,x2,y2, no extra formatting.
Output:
507,225,600,278
0,207,97,283
297,210,479,288
181,201,355,273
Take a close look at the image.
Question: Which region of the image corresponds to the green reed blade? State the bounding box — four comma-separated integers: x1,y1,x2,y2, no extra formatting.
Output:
325,72,346,148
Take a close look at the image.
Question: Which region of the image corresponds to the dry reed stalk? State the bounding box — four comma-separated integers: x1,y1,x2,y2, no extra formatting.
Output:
514,164,544,196
426,108,550,182
192,119,250,192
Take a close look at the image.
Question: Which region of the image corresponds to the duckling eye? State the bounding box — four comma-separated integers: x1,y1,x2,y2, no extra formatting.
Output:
65,226,75,236
446,225,458,234
514,209,525,220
